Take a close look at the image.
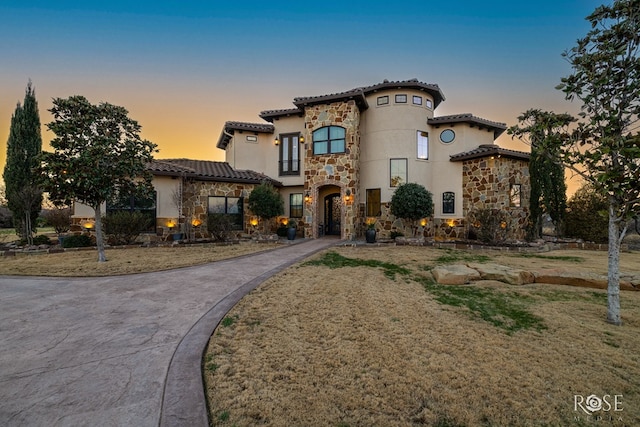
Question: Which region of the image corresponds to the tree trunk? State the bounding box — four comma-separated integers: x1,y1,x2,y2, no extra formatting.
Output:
93,204,107,263
606,205,622,325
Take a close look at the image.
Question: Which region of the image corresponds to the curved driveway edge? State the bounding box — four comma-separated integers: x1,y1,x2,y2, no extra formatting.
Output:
159,238,338,426
0,238,337,427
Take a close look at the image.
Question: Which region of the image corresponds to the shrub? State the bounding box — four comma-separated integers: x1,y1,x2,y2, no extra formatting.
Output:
248,182,283,232
467,208,511,245
62,234,92,248
390,183,433,236
103,211,152,245
42,207,72,234
276,226,288,237
207,213,234,241
564,184,608,243
32,235,51,245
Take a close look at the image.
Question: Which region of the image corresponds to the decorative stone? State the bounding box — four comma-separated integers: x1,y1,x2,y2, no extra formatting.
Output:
432,264,482,285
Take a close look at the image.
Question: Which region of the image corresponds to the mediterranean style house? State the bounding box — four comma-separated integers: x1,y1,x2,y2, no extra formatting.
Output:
74,79,530,241
215,78,530,240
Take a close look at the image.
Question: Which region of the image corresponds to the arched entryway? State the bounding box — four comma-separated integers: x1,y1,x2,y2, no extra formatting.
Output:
324,193,341,235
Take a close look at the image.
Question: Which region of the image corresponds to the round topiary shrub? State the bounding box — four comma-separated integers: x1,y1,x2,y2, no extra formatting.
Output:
61,234,93,248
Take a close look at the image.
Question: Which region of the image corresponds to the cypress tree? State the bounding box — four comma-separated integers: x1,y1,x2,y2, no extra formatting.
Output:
2,81,43,244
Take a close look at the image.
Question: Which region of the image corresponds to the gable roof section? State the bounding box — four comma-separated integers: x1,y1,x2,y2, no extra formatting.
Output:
150,158,282,186
216,121,275,149
450,144,530,162
428,113,507,139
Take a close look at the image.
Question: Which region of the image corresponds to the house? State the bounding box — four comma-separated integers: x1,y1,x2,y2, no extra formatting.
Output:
215,79,530,240
73,78,530,241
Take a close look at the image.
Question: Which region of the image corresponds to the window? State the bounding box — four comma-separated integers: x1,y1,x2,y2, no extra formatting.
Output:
440,129,455,143
390,158,407,187
366,189,381,217
417,131,429,159
395,94,407,103
313,126,346,155
106,188,156,232
412,95,422,106
290,193,303,218
208,196,244,229
443,192,455,214
510,184,522,207
425,99,433,109
377,96,389,106
279,133,300,176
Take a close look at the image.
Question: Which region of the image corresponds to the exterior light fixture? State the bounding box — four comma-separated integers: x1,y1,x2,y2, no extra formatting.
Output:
299,135,305,144
274,138,280,146
167,220,176,230
304,192,310,203
191,218,202,227
420,218,428,227
344,189,352,202
83,221,95,231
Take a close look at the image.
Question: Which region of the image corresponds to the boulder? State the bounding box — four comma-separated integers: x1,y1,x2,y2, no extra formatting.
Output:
468,263,535,286
533,268,637,291
432,264,481,285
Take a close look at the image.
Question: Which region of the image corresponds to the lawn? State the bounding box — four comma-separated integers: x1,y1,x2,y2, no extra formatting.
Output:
0,241,280,276
204,246,640,426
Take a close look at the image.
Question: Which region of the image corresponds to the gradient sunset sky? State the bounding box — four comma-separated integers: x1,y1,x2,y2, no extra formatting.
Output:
1,0,604,178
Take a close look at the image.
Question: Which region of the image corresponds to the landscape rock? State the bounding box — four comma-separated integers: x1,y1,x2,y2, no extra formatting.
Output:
468,263,535,286
533,268,637,291
432,264,481,285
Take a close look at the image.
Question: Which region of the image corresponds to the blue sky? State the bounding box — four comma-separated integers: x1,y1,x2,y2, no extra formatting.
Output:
1,0,605,171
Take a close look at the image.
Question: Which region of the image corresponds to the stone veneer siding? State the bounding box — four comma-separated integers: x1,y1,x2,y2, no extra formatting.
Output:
303,100,361,239
180,180,259,238
462,157,530,240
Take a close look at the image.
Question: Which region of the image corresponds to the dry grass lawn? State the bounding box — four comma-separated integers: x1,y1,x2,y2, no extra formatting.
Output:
205,246,640,426
0,242,279,276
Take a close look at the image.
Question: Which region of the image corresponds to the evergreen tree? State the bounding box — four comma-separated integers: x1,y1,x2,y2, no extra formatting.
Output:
2,81,43,244
508,109,572,239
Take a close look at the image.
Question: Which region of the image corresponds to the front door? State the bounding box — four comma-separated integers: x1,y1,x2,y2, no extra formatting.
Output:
324,193,341,235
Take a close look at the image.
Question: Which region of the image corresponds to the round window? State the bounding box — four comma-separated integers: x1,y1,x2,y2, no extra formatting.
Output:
440,129,455,143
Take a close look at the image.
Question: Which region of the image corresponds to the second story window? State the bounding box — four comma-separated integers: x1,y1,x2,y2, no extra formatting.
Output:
313,126,346,155
417,131,429,159
279,133,300,176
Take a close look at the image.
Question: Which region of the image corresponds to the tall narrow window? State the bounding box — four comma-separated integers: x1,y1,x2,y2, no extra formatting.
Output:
313,126,346,155
510,184,522,207
417,131,429,159
279,133,300,176
442,192,455,214
390,158,407,187
366,189,381,217
290,193,303,218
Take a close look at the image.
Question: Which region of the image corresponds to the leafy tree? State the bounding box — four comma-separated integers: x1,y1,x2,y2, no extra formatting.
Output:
40,96,157,262
508,109,573,239
2,81,43,244
247,182,283,233
554,0,640,324
565,184,609,243
390,183,433,236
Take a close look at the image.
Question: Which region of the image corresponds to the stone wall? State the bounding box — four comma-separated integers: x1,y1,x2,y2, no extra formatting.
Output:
303,100,361,239
462,157,530,240
179,180,259,239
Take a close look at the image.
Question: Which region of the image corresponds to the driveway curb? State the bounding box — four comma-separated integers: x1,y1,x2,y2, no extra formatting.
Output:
159,239,338,426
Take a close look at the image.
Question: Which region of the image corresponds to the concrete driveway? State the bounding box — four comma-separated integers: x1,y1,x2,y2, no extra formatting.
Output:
0,238,337,427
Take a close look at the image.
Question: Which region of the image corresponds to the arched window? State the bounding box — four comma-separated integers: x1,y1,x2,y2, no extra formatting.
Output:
312,126,346,155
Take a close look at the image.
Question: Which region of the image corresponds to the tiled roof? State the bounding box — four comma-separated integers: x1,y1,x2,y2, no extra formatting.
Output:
151,158,282,186
450,144,530,162
359,79,445,107
223,121,275,133
259,108,304,122
428,113,507,138
217,121,275,149
290,78,446,111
